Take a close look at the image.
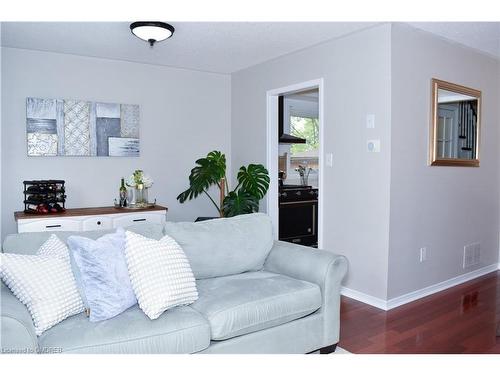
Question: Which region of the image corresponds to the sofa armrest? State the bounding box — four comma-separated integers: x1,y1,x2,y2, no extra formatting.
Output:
1,282,38,353
263,241,348,346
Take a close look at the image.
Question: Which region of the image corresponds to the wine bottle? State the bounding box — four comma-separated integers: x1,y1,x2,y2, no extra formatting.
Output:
119,178,127,207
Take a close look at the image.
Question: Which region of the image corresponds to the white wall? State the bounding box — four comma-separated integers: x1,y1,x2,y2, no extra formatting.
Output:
232,24,392,299
1,47,231,239
232,22,500,303
0,25,2,240
388,24,500,298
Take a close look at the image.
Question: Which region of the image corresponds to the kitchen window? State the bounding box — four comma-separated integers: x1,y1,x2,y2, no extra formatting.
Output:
289,115,319,171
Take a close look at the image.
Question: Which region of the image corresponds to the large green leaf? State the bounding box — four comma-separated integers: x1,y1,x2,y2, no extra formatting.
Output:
237,164,270,200
223,191,259,217
205,150,226,178
176,151,226,203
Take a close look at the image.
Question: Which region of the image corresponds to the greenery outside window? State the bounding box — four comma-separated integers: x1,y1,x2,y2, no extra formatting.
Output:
289,116,319,171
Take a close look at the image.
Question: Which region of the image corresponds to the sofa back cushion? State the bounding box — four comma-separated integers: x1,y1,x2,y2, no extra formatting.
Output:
163,213,274,279
2,223,164,255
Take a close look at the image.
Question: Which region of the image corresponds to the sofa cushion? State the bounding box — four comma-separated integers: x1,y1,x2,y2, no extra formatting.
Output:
163,213,273,279
38,305,210,354
2,223,165,256
191,271,321,341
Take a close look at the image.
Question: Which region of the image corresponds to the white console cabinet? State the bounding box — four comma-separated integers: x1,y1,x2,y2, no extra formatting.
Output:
14,205,168,233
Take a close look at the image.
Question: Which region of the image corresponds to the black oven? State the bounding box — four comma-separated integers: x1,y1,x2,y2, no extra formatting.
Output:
278,185,318,247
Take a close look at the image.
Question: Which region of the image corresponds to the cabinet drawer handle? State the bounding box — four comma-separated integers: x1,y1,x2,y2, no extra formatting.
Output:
97,221,102,225
46,224,62,228
133,218,146,222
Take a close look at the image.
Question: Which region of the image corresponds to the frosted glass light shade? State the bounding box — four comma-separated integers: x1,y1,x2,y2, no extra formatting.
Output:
130,22,175,46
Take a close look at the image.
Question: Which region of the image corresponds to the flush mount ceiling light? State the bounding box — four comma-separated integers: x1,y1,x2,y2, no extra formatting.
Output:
130,21,175,47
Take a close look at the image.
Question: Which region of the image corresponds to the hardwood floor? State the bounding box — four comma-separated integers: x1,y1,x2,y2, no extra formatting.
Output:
339,270,500,353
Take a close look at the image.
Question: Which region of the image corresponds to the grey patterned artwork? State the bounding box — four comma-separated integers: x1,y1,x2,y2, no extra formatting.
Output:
63,100,91,156
26,97,140,157
108,137,140,157
96,118,121,156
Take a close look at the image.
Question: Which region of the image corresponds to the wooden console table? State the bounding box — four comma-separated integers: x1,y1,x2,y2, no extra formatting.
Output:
14,205,168,233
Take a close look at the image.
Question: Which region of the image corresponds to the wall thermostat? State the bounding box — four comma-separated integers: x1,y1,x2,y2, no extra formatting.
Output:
367,139,381,153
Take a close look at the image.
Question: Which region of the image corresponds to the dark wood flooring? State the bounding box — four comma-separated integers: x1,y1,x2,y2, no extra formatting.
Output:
339,270,500,353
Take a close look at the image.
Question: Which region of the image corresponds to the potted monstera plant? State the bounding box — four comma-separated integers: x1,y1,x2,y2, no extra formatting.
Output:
177,151,270,218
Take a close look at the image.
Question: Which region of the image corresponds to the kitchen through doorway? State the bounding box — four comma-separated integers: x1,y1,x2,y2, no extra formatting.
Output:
266,79,324,248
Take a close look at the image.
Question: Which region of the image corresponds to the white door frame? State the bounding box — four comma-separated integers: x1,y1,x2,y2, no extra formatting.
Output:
266,78,325,248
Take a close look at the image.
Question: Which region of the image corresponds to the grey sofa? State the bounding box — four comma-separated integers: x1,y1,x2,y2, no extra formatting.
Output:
1,213,348,354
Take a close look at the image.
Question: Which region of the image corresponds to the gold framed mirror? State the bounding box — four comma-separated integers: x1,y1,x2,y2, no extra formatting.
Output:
429,78,481,167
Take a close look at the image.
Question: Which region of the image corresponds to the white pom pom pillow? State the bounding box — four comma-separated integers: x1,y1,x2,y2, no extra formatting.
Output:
124,231,198,319
0,235,84,335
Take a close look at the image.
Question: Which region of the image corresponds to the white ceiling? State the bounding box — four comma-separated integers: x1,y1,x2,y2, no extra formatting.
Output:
0,22,375,74
409,22,500,59
1,22,499,74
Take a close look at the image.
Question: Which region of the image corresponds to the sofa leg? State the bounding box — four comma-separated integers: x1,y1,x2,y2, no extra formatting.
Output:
319,343,338,354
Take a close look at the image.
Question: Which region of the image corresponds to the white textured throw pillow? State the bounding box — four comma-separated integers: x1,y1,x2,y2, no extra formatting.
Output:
124,231,198,319
0,235,84,336
38,234,71,261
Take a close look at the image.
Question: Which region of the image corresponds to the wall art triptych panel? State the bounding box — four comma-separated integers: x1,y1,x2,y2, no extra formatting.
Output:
26,97,140,157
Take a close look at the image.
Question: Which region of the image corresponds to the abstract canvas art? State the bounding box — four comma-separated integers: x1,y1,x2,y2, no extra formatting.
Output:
26,98,140,157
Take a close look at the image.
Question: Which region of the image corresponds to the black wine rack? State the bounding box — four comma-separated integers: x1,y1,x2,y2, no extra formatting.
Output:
23,180,66,214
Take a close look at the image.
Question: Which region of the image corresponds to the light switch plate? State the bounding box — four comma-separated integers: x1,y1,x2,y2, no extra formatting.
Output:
366,114,375,129
367,139,380,153
326,153,333,167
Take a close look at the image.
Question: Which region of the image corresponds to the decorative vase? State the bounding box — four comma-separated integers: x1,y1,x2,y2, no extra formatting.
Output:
298,167,312,186
134,184,148,206
299,174,308,186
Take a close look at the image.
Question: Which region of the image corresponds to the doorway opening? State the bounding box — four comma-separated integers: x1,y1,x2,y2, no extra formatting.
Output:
266,79,324,248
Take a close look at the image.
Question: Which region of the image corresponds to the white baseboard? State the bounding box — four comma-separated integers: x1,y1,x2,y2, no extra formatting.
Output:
341,263,500,311
340,287,388,310
386,263,499,310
